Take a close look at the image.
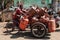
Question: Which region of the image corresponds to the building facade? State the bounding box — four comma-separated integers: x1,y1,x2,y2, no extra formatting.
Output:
14,0,52,8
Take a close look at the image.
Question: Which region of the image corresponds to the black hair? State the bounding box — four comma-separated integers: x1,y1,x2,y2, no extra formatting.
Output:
19,5,23,10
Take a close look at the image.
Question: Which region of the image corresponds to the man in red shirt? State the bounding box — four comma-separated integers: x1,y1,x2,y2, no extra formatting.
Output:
12,3,24,31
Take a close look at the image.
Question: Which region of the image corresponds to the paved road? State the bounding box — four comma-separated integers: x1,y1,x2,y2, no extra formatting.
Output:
0,22,60,40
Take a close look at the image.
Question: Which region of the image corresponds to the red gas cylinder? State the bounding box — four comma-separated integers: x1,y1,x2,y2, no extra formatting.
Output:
48,19,56,32
19,16,29,30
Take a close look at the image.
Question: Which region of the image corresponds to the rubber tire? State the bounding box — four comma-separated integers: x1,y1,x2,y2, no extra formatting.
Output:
31,22,47,38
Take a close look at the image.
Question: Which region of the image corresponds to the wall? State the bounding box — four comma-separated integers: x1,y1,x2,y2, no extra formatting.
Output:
14,0,52,8
14,0,21,6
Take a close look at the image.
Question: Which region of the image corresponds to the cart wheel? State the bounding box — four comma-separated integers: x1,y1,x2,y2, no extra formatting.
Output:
5,22,14,32
31,22,46,38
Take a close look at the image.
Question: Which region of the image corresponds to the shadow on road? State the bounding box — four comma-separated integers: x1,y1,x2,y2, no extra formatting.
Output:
3,22,51,39
55,29,60,32
3,30,50,39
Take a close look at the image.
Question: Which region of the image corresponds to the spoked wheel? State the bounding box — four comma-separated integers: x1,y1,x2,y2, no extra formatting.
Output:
5,22,14,32
31,22,46,38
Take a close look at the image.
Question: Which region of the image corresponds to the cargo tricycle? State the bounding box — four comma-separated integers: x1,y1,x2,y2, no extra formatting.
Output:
7,8,59,38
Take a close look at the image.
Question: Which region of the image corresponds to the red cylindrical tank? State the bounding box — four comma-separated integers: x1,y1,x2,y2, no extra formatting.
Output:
19,16,29,30
48,19,56,32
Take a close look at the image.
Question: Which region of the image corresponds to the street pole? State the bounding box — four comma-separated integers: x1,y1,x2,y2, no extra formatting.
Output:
56,0,58,12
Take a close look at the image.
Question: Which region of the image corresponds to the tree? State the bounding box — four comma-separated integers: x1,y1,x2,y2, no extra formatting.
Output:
4,0,14,8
